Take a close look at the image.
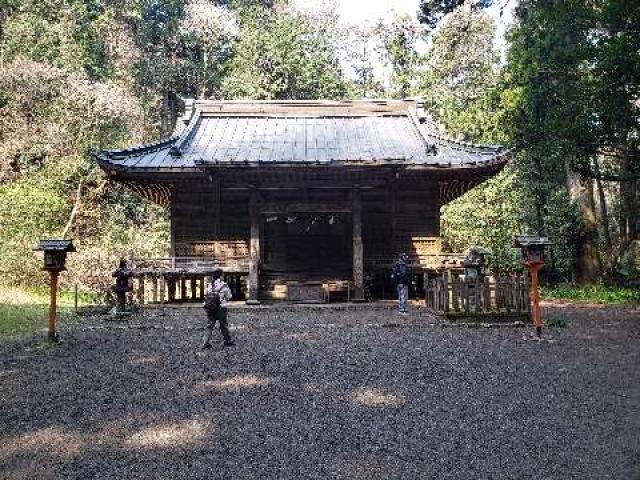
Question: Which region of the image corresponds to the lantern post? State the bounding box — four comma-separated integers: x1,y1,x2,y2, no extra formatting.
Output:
514,235,552,337
33,240,75,343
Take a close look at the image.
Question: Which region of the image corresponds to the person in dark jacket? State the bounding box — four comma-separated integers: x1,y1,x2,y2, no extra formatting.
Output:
201,268,234,349
391,253,411,314
112,259,133,313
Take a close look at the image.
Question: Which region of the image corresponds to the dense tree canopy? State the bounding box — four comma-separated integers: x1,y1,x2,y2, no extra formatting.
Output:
222,6,349,100
507,0,640,281
0,0,637,291
418,0,493,28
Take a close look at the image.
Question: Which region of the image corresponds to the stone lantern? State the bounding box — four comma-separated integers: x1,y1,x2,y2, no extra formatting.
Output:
34,239,75,342
514,235,552,336
514,235,551,265
463,247,490,311
463,246,490,281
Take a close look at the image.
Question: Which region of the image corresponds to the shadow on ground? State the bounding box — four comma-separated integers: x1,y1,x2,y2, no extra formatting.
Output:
1,304,639,479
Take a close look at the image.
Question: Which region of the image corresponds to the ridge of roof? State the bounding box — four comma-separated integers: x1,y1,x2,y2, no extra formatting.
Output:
188,98,417,117
170,109,202,157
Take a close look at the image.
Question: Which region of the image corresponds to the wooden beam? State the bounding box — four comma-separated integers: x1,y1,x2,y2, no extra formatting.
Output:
352,188,364,301
247,191,261,304
260,201,351,215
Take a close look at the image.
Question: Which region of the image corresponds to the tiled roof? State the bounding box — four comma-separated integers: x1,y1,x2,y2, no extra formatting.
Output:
96,100,511,172
33,239,76,252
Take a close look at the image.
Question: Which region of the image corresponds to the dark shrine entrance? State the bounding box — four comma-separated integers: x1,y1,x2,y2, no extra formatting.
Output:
262,213,352,291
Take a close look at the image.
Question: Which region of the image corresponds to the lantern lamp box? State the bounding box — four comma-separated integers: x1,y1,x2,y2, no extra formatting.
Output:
34,239,76,272
514,235,552,264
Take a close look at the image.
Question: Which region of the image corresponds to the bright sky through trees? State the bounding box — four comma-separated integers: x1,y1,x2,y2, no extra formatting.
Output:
292,0,515,54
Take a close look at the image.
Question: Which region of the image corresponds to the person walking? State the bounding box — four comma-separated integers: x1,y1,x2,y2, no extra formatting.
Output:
391,253,411,315
201,268,235,349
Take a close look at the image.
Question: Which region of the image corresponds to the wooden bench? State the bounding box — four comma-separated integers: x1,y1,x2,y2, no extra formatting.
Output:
322,280,352,303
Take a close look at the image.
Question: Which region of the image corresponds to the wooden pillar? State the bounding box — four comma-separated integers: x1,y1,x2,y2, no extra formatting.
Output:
190,277,197,301
213,177,221,239
170,197,177,259
247,191,261,305
423,271,429,304
152,275,158,304
390,180,397,251
168,277,176,303
180,277,187,302
442,270,450,313
48,271,59,343
352,188,364,301
137,275,145,305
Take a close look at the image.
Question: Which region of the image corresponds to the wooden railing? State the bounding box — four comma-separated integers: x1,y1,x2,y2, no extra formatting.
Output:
129,270,247,304
129,254,249,304
425,273,531,321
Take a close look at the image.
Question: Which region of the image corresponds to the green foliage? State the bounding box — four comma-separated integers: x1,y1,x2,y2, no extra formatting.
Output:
0,286,89,341
1,0,109,78
0,56,165,291
540,189,582,281
0,0,633,295
418,0,493,28
377,16,420,98
425,8,523,273
419,8,509,144
0,177,68,285
222,7,349,100
441,168,524,272
542,284,640,305
507,0,640,281
178,1,238,98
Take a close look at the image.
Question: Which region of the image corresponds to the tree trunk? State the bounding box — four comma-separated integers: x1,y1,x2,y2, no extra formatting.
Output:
567,169,600,284
593,158,612,252
619,156,638,245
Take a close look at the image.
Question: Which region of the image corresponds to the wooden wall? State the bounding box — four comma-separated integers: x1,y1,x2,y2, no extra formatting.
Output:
170,179,442,273
171,182,250,261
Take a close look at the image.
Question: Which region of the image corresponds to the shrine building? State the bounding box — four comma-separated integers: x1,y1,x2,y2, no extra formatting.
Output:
96,99,510,304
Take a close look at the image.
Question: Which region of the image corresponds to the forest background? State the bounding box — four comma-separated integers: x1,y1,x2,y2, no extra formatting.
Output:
0,0,638,297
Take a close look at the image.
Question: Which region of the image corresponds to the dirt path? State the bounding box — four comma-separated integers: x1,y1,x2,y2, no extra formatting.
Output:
1,304,638,479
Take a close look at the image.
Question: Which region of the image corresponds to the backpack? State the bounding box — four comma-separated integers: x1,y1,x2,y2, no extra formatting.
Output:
203,290,222,312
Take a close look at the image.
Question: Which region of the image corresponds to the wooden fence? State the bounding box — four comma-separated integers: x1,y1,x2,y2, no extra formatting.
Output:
425,272,531,321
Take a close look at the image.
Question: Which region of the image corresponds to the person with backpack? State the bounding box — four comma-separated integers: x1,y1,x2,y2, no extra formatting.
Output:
201,268,234,349
391,253,411,315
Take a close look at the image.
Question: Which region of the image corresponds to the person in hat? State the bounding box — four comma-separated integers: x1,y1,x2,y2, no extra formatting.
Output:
391,253,411,315
201,268,234,349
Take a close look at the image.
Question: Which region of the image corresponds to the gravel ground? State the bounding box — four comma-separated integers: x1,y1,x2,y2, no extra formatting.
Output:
0,302,638,480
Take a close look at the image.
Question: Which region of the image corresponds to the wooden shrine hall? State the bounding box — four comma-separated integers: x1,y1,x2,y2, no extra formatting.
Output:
96,99,511,304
